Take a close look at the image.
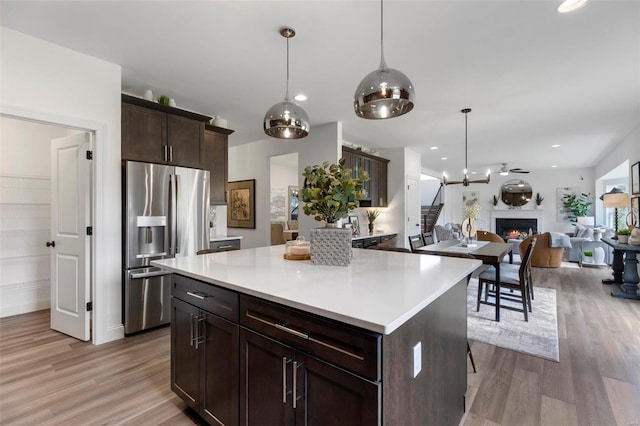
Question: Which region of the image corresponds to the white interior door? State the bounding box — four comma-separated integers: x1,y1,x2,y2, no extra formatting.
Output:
50,132,92,341
407,176,420,236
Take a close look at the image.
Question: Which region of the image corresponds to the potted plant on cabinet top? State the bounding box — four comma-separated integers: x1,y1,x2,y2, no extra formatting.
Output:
534,193,544,208
365,209,380,234
616,228,631,244
301,159,368,266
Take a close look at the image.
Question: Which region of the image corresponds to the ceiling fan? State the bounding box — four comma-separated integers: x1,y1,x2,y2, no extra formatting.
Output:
499,163,530,176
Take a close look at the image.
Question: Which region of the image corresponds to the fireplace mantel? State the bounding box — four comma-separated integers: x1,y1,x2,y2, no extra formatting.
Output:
490,209,544,233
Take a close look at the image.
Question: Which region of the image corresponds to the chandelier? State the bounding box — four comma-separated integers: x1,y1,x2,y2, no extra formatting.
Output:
443,108,490,186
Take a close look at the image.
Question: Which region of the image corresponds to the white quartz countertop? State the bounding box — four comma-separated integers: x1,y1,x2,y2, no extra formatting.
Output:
152,246,481,335
351,232,397,241
209,235,243,242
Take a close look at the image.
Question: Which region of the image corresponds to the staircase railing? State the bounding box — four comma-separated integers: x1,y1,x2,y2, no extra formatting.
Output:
421,184,444,233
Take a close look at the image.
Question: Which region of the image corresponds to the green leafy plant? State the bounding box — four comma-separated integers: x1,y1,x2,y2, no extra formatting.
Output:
463,203,480,220
534,193,544,206
301,158,368,224
158,95,170,106
616,228,631,236
365,209,380,224
583,250,593,257
491,195,499,206
562,192,593,221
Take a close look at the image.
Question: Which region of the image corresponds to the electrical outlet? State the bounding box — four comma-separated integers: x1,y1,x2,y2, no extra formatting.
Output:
413,342,422,378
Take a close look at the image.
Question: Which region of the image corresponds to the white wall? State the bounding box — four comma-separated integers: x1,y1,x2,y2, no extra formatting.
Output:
595,124,640,183
420,175,441,205
0,117,76,317
228,122,341,248
440,167,595,234
1,27,123,344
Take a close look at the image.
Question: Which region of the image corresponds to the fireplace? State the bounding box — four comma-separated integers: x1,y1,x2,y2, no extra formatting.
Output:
495,218,538,240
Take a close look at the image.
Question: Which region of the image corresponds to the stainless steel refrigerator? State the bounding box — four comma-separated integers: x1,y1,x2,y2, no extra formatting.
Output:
123,161,210,334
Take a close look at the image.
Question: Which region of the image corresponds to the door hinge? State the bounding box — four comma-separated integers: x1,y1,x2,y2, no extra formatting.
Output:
86,302,93,312
86,226,93,236
86,150,93,160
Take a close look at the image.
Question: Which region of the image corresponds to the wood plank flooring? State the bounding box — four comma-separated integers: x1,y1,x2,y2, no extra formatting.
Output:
1,263,638,425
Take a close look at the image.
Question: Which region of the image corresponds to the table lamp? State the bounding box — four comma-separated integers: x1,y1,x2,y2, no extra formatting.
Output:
602,190,629,236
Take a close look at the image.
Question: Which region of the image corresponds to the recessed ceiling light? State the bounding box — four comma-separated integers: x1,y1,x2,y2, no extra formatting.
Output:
441,157,448,160
294,94,307,101
551,144,561,148
430,146,438,150
557,0,588,13
552,165,558,168
471,171,477,175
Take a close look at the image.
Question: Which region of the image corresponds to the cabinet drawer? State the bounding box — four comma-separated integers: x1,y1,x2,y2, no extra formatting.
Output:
240,295,381,382
210,239,240,251
172,274,238,322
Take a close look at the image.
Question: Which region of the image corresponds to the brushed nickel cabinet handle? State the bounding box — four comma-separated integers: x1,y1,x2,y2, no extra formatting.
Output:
293,361,299,409
195,315,206,349
282,357,287,404
274,323,309,340
189,314,195,347
186,291,206,300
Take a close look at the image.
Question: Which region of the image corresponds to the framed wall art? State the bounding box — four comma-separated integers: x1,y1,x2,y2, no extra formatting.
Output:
631,161,639,195
349,215,360,236
228,179,255,229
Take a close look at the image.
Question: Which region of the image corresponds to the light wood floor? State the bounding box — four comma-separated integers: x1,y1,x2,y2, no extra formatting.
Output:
1,264,639,425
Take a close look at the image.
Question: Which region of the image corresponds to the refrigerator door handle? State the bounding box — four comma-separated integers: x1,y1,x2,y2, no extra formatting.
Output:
175,174,180,254
169,174,177,256
129,270,171,280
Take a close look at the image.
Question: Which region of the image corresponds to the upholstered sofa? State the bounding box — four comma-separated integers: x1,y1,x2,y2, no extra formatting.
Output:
520,233,564,268
565,224,614,263
433,223,461,242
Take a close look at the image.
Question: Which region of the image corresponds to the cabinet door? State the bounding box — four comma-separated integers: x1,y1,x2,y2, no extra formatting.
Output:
122,102,166,163
376,159,388,207
167,114,203,168
295,353,380,426
240,329,295,426
171,297,201,412
202,314,239,426
204,129,228,204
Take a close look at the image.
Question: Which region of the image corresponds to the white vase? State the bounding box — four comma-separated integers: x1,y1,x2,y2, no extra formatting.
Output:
618,235,629,244
593,246,605,265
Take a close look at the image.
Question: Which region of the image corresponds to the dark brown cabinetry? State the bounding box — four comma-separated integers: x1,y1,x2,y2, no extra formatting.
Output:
171,275,239,426
171,273,467,426
352,233,397,248
121,94,208,169
239,296,381,426
342,147,389,207
203,126,233,205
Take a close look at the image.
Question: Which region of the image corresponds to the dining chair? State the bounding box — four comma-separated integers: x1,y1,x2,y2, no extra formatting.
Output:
477,230,510,263
477,238,537,321
421,232,435,245
408,234,426,253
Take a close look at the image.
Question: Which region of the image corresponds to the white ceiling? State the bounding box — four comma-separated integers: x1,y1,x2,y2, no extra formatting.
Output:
2,0,638,177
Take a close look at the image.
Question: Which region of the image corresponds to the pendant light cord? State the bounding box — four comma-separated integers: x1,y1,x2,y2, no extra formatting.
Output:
464,112,468,172
379,0,387,69
285,35,290,100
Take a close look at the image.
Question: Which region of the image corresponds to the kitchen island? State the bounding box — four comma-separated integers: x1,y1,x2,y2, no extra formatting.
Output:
153,246,481,426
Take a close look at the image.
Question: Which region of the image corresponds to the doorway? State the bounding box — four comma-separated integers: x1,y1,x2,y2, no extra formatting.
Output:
269,153,299,245
0,115,94,341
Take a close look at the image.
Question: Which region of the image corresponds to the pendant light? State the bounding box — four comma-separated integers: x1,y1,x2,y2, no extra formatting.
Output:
353,0,415,119
443,108,491,186
264,26,310,139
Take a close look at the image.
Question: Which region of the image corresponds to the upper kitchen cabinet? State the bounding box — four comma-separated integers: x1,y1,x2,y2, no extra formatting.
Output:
121,94,209,169
342,146,390,207
203,125,234,205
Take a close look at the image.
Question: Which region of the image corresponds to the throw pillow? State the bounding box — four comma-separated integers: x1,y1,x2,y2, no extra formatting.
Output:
575,225,586,238
582,228,594,240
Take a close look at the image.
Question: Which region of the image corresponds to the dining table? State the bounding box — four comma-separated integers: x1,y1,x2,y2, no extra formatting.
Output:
416,240,513,322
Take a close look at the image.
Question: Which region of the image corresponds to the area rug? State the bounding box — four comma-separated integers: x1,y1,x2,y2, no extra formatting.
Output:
467,279,559,362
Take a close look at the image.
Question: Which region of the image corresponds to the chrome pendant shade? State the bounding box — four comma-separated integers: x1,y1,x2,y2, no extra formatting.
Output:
264,27,310,139
354,0,415,119
443,108,491,186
